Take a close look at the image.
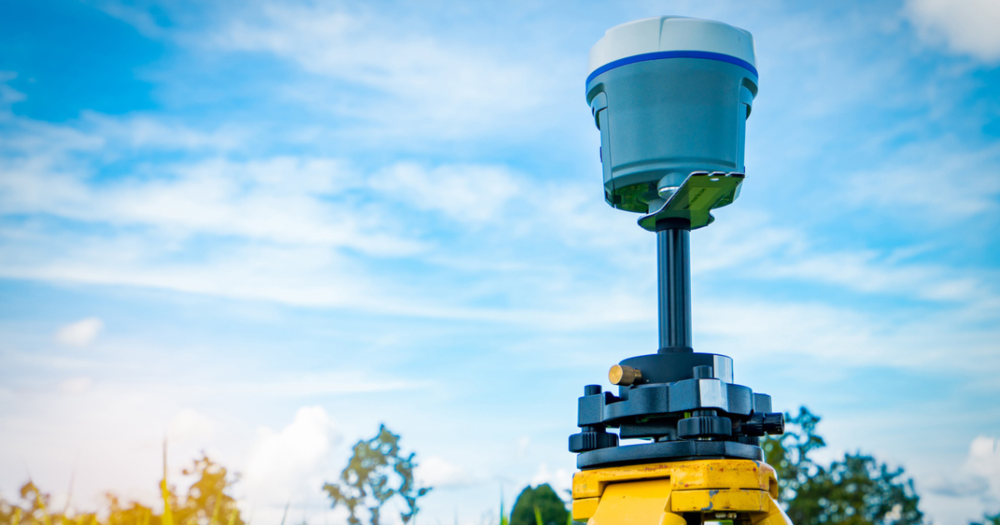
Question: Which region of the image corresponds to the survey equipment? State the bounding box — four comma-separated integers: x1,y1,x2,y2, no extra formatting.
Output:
568,17,792,525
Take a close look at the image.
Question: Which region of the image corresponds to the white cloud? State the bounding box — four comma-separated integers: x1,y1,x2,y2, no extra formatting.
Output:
0,153,415,256
371,163,522,224
58,376,93,395
694,292,1000,373
209,3,570,141
695,212,999,307
0,108,455,315
516,436,530,458
2,111,996,365
842,142,1000,220
168,409,218,445
225,371,421,397
242,406,341,513
0,71,26,109
0,95,400,257
55,317,104,347
84,112,249,152
764,250,982,301
5,66,991,338
91,1,171,40
529,464,571,501
927,436,1000,502
416,456,477,489
905,0,1000,62
967,437,1000,497
0,105,648,324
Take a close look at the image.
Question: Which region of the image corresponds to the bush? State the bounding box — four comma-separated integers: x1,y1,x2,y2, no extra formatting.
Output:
510,484,567,525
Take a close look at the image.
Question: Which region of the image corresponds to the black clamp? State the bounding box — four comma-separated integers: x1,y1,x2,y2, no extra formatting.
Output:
568,385,620,453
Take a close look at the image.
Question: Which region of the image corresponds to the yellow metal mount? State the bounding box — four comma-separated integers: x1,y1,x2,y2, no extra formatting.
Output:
572,459,792,525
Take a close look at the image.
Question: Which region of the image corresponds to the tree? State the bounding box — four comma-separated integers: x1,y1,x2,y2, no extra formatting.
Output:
322,425,431,525
0,453,243,525
763,407,826,504
510,484,567,525
172,454,245,525
764,407,922,525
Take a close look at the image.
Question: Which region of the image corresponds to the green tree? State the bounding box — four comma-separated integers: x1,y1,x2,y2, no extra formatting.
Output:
510,484,567,525
322,425,431,525
764,407,922,525
763,407,826,504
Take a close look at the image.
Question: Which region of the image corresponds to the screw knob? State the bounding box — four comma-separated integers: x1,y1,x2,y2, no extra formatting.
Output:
743,412,786,437
609,364,642,386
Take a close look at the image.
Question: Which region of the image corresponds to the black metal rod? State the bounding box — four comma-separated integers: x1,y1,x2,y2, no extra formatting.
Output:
657,228,691,350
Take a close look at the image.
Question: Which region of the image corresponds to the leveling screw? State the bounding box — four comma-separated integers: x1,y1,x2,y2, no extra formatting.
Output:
609,364,642,386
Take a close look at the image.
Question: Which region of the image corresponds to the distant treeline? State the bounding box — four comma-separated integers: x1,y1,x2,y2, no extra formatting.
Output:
2,416,998,525
0,425,428,525
0,454,243,525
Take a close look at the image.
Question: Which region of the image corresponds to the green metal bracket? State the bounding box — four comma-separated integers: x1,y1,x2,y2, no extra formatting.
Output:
638,172,745,232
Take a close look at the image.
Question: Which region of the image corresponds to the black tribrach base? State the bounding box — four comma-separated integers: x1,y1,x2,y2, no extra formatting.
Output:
577,439,762,469
568,350,784,470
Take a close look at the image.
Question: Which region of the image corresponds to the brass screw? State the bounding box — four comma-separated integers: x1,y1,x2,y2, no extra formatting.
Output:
609,364,642,386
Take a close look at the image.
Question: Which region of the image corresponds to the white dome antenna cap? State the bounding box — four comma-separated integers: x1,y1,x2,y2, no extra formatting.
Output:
588,17,757,77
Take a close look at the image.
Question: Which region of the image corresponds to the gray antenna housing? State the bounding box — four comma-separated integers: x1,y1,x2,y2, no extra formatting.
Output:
586,17,758,214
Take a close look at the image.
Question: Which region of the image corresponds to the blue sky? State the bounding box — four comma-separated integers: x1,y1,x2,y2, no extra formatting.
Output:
1,1,999,524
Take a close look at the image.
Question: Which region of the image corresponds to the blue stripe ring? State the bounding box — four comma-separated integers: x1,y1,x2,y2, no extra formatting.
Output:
586,50,758,86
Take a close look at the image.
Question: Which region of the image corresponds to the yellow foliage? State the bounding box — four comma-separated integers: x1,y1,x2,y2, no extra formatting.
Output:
0,455,243,525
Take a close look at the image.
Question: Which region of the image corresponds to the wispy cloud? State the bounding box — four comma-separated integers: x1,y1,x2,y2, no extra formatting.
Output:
530,463,572,499
904,0,1000,62
370,163,522,224
927,436,1000,502
697,295,1000,373
696,212,999,306
54,317,104,347
168,408,219,445
2,95,996,338
843,141,1000,220
207,3,574,142
0,114,408,254
416,456,479,489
